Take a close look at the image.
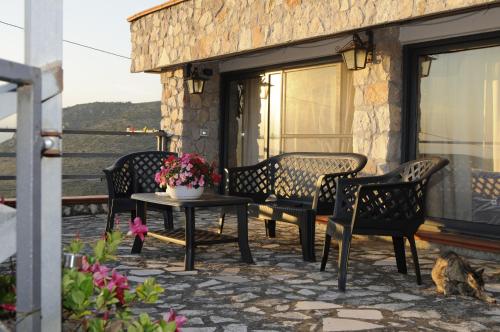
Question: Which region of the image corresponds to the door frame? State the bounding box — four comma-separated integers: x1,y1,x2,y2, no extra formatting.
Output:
401,30,500,239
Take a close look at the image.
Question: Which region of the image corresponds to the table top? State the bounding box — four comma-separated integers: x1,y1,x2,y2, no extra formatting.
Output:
131,193,252,208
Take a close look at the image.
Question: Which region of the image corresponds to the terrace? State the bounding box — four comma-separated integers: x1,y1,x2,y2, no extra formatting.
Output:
1,0,500,331
58,210,500,331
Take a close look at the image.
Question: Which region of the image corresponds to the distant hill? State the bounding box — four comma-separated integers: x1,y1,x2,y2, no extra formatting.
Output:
0,101,162,198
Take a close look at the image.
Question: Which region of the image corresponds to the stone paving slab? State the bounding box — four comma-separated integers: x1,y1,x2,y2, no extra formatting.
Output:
62,209,500,331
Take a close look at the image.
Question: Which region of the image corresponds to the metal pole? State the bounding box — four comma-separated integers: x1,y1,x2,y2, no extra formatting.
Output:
25,0,63,330
16,78,43,332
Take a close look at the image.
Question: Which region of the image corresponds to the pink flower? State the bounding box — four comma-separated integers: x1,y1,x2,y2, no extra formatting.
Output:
164,309,187,331
128,217,148,241
107,269,129,304
198,176,205,187
81,256,92,272
0,304,16,312
92,263,110,288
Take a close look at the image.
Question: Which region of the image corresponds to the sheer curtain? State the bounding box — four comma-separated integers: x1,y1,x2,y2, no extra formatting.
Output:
419,46,500,225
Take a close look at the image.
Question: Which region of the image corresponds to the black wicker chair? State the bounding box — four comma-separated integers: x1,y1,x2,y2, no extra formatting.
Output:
103,151,177,232
320,157,449,291
222,153,367,261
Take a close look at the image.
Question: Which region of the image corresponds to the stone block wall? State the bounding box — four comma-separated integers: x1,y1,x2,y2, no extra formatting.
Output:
352,27,402,174
160,64,220,163
129,0,496,72
157,28,404,174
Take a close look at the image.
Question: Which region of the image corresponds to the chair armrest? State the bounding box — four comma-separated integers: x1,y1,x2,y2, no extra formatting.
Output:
102,163,132,199
226,160,271,203
331,175,393,221
312,171,360,215
350,182,426,232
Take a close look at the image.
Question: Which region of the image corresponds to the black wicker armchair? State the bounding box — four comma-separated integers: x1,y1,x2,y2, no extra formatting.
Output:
320,157,449,291
222,153,367,261
103,151,177,232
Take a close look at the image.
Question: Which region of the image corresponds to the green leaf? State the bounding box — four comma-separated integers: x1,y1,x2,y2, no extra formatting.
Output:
70,290,85,306
93,239,106,262
87,318,106,332
79,276,94,297
163,321,177,332
135,278,164,303
138,313,151,325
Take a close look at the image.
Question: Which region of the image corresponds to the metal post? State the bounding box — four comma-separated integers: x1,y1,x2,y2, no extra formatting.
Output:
16,77,43,332
25,0,63,330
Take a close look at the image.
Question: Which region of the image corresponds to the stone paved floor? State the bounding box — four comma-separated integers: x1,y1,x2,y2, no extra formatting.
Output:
63,210,500,332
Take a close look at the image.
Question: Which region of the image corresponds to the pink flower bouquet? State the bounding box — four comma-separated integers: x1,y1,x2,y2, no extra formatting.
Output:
154,153,222,189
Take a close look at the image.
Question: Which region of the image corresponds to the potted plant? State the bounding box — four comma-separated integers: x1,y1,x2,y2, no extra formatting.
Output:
63,232,85,269
154,153,221,200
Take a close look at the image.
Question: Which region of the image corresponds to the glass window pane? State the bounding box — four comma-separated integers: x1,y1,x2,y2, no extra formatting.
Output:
284,65,341,135
418,46,500,225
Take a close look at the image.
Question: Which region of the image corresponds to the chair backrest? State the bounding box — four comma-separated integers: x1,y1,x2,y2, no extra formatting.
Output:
388,157,448,184
104,151,177,198
353,157,448,234
270,153,367,203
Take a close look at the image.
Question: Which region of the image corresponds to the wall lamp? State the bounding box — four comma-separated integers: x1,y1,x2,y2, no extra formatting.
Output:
420,55,436,78
338,31,374,70
184,63,213,94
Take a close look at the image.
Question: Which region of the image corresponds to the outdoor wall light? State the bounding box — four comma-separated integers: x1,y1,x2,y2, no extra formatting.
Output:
185,63,210,94
338,31,374,70
419,55,436,78
259,77,272,99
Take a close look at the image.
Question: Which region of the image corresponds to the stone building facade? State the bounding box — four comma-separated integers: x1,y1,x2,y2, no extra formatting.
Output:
128,1,500,239
128,0,499,173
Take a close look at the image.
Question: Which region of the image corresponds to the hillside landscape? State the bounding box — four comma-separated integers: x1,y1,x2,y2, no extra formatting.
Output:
0,101,162,198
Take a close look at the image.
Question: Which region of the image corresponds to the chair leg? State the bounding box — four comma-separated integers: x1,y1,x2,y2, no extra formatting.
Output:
320,233,332,271
265,219,276,238
162,207,174,230
338,227,352,292
218,210,226,234
408,235,422,285
392,236,408,274
300,214,316,262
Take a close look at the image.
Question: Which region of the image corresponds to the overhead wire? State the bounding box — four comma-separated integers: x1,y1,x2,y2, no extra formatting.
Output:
0,19,131,60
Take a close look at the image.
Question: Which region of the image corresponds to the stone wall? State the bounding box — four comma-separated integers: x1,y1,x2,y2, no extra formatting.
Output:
352,27,402,174
160,64,220,163
129,0,497,72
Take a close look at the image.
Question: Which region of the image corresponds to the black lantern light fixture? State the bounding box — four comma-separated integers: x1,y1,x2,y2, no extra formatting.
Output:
259,77,273,99
185,63,211,94
338,31,374,70
419,55,436,78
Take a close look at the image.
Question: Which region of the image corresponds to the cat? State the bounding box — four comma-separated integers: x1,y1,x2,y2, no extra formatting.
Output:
432,251,496,304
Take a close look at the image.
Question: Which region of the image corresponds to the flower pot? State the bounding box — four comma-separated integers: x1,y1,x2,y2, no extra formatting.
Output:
168,185,204,200
63,252,83,269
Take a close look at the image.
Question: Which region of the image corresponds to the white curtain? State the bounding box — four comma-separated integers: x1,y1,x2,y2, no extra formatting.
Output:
419,46,500,225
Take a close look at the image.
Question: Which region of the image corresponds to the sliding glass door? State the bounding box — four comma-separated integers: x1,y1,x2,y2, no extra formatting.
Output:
224,62,354,167
406,33,500,236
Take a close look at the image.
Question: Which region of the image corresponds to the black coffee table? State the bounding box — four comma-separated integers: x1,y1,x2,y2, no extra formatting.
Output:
130,193,254,270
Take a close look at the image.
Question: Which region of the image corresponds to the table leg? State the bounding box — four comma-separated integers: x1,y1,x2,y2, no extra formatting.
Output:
184,207,195,270
236,204,254,264
131,201,147,254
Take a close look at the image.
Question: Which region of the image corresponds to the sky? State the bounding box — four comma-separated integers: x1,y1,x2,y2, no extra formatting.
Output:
0,0,167,107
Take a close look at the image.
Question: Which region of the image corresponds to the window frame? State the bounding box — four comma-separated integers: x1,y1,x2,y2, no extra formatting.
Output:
401,30,500,239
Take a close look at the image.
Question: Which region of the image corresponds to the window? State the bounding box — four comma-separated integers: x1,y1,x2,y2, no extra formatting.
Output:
225,62,354,167
404,32,500,235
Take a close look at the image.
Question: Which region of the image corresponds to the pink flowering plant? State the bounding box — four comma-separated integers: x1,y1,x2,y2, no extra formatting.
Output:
62,217,186,331
155,153,222,189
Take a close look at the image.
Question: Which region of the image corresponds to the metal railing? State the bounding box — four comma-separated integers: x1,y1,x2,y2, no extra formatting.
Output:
0,128,172,181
